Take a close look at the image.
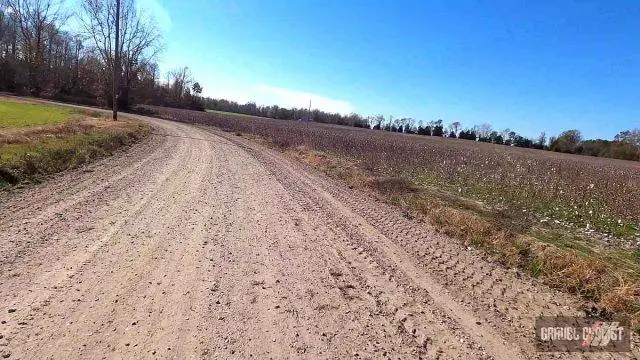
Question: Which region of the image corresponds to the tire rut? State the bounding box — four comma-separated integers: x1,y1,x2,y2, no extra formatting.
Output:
210,128,627,360
0,114,631,360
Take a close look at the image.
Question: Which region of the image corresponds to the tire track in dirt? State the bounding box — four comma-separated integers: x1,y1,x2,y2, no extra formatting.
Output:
0,121,190,291
212,132,523,359
0,112,630,359
0,122,205,358
197,135,483,358
211,128,628,360
0,119,179,242
0,133,161,220
0,124,176,274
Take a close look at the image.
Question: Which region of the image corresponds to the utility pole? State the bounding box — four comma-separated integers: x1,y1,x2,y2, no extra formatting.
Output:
112,0,121,121
307,98,311,122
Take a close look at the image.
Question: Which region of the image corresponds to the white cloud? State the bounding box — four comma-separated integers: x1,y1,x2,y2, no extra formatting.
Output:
204,84,354,114
136,0,172,33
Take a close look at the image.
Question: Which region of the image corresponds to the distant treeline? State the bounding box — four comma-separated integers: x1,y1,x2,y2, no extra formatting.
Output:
202,98,370,128
202,97,640,162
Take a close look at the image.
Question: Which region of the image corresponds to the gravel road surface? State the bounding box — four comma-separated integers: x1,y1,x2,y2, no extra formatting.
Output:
0,115,628,359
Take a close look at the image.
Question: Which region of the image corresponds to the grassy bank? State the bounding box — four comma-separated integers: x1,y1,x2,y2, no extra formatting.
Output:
0,98,149,187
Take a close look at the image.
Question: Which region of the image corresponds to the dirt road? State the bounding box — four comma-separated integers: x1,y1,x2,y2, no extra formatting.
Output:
0,116,627,359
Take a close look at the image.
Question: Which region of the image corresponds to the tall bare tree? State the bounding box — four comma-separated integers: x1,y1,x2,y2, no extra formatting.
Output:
79,0,162,109
167,66,192,101
0,2,19,90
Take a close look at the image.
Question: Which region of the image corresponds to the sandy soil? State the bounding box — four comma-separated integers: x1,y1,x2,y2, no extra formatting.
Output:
0,115,631,359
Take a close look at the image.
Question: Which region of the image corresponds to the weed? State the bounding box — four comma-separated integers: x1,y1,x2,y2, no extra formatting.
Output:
529,259,543,278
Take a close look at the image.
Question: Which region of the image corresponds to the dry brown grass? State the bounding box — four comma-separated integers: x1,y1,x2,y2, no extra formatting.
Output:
600,282,640,315
287,145,370,187
0,116,135,145
0,101,148,187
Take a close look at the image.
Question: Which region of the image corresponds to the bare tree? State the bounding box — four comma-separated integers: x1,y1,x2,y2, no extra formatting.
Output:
7,0,65,94
0,1,9,55
167,66,192,101
474,123,492,140
536,132,547,148
0,2,20,81
451,121,461,135
79,0,162,108
501,128,512,142
405,118,416,133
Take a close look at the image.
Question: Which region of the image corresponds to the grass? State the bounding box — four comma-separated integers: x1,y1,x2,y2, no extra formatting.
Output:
0,98,149,186
0,101,75,129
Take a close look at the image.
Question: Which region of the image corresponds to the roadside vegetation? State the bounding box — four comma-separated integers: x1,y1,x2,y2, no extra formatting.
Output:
141,105,640,330
0,98,149,187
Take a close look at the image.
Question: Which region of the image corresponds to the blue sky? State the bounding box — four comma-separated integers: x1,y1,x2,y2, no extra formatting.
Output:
147,0,639,139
